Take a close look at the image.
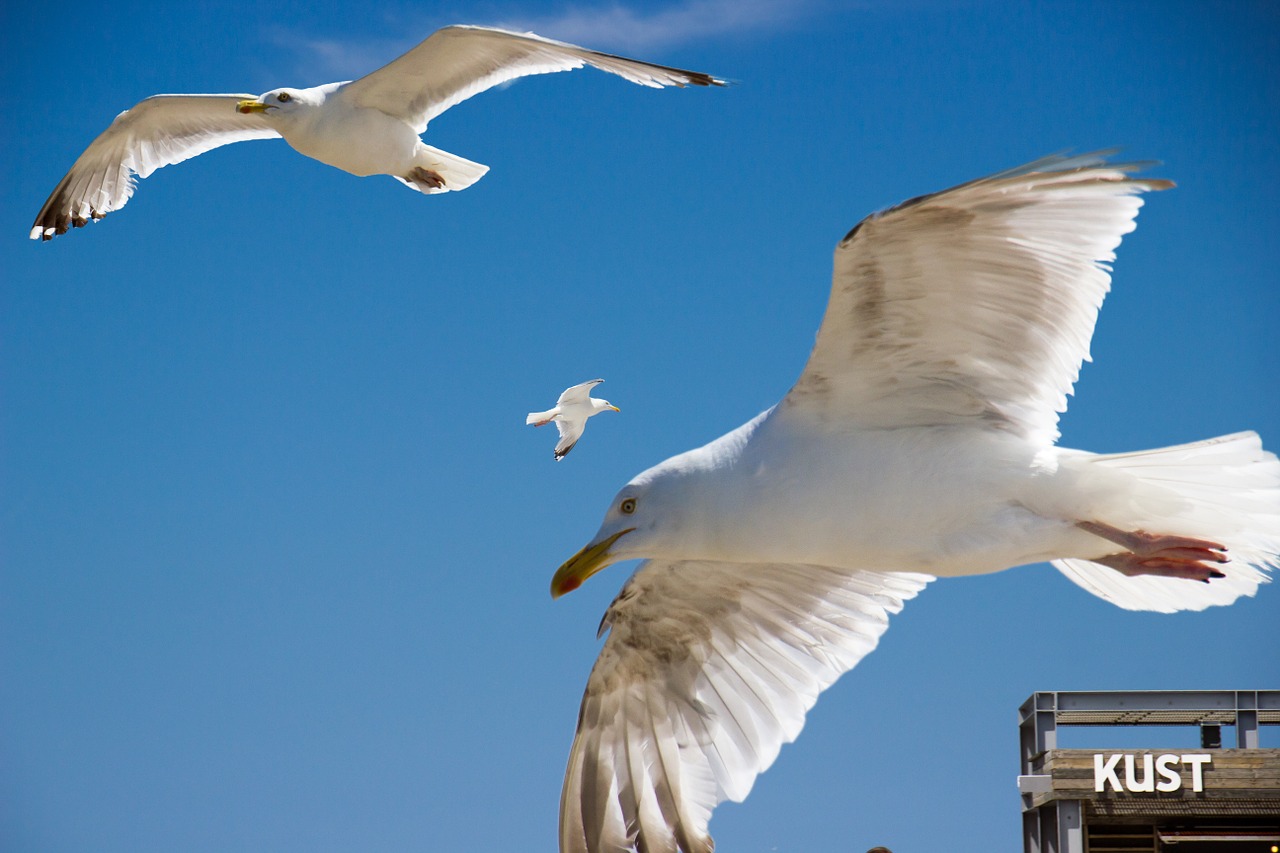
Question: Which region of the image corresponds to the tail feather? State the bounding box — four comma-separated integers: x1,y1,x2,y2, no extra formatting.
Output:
1054,431,1280,613
527,409,557,426
397,145,490,195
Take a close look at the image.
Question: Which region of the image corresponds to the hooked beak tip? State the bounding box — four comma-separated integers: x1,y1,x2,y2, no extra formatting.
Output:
550,528,634,598
550,575,581,599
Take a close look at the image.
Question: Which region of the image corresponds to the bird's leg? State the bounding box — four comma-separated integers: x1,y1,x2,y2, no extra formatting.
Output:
410,167,446,189
1077,520,1229,582
532,419,552,427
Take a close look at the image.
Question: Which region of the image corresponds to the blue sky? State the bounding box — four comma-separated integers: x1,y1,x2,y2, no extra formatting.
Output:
3,1,1278,851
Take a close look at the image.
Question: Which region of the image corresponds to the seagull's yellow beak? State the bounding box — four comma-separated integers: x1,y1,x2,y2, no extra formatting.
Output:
236,99,270,114
609,405,621,412
551,528,633,598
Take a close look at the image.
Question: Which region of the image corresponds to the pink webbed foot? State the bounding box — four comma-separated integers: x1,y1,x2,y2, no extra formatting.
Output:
1077,521,1229,583
412,167,446,189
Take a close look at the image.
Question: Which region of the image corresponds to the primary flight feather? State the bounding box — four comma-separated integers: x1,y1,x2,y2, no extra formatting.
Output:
30,24,724,241
549,154,1280,852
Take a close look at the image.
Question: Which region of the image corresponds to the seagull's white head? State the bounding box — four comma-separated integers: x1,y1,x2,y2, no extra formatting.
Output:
236,87,322,119
549,440,746,597
550,410,769,597
550,475,666,598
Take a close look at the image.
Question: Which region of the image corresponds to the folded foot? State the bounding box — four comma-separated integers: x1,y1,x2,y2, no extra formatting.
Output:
410,167,446,189
1078,520,1229,583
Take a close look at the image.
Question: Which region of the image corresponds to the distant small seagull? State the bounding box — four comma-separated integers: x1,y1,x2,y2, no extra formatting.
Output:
528,379,620,461
30,25,724,240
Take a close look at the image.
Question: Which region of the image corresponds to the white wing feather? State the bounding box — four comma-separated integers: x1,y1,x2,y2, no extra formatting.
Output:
555,418,588,460
560,560,931,853
31,94,279,240
558,379,605,407
340,25,722,133
782,154,1173,445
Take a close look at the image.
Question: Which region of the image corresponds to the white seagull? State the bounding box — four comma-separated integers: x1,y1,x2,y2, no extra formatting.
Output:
29,25,723,240
549,154,1280,853
528,379,620,461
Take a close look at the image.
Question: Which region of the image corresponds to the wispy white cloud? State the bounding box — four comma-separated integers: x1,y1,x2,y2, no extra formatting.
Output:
491,0,821,52
272,34,416,83
271,0,821,83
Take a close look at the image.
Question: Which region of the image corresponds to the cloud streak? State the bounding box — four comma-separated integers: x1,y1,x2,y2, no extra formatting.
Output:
272,0,819,82
492,0,820,52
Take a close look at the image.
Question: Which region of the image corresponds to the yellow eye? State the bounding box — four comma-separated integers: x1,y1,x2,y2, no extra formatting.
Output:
277,92,292,103
620,498,637,515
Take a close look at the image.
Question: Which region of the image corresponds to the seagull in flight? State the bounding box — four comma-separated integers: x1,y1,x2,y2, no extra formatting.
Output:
30,24,724,241
528,379,620,461
548,154,1280,852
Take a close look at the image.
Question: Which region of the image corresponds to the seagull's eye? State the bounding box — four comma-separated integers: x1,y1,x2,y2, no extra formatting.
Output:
620,498,637,515
277,92,292,103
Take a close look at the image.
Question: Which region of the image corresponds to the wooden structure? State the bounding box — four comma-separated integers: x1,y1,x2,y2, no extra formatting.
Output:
1018,690,1280,853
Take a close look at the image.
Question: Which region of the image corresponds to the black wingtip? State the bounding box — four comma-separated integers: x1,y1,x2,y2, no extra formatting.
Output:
687,71,730,87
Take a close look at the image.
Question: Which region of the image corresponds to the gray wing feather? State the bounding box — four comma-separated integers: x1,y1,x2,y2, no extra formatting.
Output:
31,94,279,240
781,153,1172,444
560,560,931,852
341,25,722,133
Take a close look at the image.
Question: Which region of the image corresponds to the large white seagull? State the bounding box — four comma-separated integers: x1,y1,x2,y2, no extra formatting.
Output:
30,25,723,240
549,154,1280,853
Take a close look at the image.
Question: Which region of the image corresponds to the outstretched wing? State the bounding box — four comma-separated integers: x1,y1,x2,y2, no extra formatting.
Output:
780,153,1172,445
340,25,723,133
554,417,588,461
560,560,931,853
557,378,605,407
31,94,279,240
